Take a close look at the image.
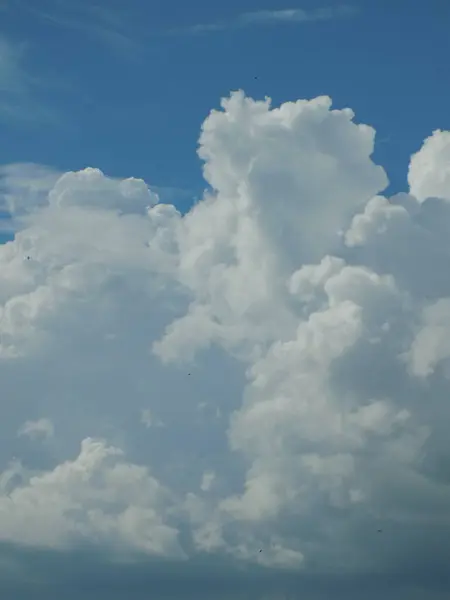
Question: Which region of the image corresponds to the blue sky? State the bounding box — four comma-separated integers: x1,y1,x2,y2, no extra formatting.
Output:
1,0,449,206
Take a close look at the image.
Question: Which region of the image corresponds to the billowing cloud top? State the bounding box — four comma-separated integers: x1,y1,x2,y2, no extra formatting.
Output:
1,91,450,598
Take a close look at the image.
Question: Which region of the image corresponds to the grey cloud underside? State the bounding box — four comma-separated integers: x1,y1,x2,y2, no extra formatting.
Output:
1,92,450,598
1,543,449,600
1,550,450,600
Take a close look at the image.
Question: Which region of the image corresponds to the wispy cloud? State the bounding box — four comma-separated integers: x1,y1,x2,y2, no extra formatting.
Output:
0,35,60,125
169,5,358,35
241,5,357,24
10,0,141,59
0,36,29,95
1,1,138,126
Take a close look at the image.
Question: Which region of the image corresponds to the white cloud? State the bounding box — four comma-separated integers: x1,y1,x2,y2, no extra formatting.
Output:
0,438,182,556
1,90,450,597
17,418,54,440
408,129,450,202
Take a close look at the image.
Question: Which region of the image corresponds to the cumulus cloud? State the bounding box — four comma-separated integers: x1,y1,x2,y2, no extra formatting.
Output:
0,438,182,556
1,90,450,598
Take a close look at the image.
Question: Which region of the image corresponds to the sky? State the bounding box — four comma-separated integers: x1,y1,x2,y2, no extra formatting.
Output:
1,1,450,599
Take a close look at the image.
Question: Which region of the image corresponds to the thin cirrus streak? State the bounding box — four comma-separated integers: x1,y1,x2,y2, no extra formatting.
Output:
167,5,358,35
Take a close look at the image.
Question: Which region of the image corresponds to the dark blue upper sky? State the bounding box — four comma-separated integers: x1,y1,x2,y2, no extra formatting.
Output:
1,0,449,206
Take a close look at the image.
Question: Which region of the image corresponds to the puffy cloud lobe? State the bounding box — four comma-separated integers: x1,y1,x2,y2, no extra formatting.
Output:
408,298,450,377
156,93,387,365
0,438,182,556
408,129,450,202
1,90,450,597
47,168,158,214
198,92,387,267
